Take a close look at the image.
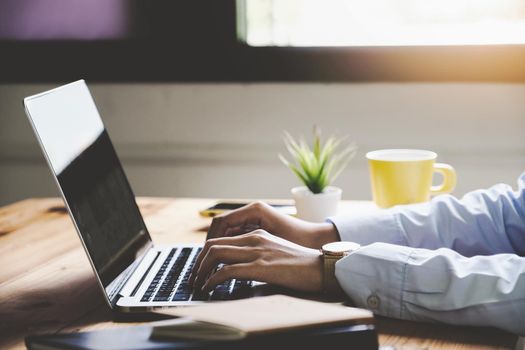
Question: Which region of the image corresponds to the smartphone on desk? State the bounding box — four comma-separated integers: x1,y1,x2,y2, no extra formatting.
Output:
200,202,296,218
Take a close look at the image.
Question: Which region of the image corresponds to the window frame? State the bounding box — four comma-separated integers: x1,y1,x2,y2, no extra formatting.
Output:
1,0,524,83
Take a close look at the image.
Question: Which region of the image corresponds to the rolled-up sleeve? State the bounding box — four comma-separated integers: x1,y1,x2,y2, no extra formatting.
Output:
329,171,525,256
336,243,525,335
330,172,525,335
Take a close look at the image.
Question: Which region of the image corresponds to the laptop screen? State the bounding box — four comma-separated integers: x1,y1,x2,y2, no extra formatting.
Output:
24,80,152,295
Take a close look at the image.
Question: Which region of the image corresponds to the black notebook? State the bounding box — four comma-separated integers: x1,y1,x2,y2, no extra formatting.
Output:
25,322,379,350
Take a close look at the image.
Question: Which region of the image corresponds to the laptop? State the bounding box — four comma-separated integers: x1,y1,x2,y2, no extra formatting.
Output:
23,80,265,311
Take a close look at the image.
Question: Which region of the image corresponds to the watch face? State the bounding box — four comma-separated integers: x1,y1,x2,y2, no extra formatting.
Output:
323,241,360,255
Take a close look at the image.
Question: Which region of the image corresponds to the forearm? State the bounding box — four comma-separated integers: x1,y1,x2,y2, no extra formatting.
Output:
336,243,525,335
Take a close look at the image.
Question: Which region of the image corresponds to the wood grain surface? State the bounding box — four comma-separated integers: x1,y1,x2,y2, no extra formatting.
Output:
0,198,518,350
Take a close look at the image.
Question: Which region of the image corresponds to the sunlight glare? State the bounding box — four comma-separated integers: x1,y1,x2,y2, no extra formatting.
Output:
244,0,525,46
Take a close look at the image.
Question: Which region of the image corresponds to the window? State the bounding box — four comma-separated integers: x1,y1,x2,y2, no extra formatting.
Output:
240,0,525,47
1,1,524,82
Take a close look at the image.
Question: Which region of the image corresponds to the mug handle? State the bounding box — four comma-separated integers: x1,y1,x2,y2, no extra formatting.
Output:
430,163,457,195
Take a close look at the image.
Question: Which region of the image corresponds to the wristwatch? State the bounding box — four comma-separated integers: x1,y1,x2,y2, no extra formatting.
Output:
321,241,360,295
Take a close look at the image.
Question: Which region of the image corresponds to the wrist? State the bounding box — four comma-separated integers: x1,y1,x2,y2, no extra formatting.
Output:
280,216,340,249
320,241,360,296
311,249,324,294
310,222,340,248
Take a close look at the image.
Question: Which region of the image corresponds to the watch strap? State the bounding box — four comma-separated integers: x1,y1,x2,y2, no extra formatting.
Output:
322,254,345,296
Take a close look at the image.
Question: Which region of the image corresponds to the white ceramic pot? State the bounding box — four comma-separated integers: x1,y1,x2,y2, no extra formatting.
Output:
291,186,342,222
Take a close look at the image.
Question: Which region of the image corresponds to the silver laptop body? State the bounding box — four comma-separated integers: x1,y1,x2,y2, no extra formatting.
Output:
23,80,258,311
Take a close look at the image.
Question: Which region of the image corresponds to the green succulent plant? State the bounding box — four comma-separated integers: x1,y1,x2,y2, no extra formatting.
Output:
279,126,357,194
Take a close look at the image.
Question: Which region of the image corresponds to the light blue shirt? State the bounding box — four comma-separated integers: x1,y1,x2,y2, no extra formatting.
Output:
330,172,525,335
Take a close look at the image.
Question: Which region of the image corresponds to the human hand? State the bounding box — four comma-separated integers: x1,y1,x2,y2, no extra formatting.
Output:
206,201,339,249
190,230,323,293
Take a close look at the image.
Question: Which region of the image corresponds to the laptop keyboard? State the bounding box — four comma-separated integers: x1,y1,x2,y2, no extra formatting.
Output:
140,247,252,303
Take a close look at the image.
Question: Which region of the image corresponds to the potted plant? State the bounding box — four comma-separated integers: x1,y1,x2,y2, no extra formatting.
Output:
279,126,357,222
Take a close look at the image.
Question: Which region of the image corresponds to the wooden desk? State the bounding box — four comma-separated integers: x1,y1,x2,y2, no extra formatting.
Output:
0,197,518,350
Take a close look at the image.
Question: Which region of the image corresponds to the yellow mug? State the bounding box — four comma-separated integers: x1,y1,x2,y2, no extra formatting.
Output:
366,149,456,208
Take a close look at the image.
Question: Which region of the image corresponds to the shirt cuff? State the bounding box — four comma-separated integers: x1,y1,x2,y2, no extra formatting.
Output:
335,242,415,319
327,208,408,246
